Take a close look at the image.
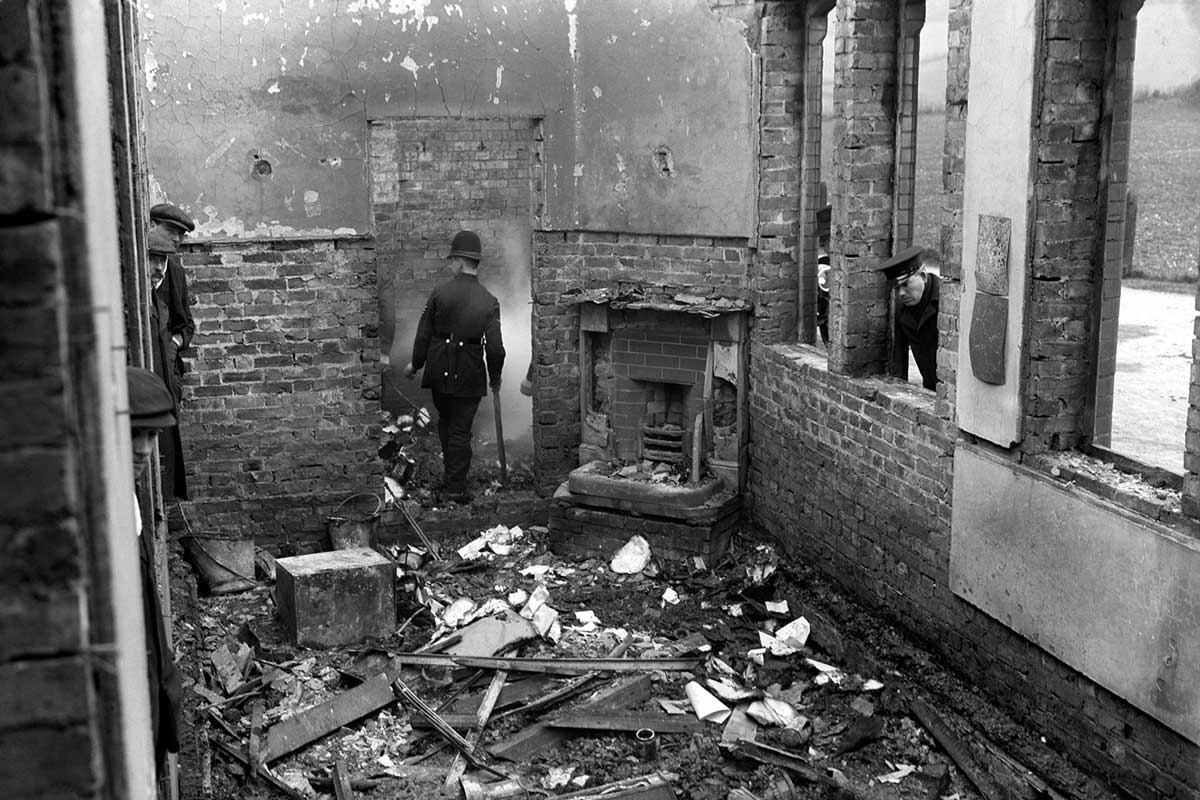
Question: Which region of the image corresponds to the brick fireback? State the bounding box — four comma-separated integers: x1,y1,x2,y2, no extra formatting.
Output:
598,309,710,462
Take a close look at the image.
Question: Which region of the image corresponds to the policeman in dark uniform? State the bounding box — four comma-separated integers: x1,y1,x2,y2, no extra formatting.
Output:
147,203,196,498
876,245,940,390
404,231,505,503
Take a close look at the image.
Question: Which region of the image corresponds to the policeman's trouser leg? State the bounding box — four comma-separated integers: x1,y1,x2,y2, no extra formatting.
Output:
432,392,481,493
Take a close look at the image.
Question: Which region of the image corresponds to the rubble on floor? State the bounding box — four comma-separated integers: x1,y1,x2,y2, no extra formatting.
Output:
175,523,1068,800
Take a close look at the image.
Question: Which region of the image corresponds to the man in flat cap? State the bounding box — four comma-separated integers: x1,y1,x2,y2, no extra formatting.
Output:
404,230,505,504
126,366,183,773
147,228,189,499
876,245,940,391
147,203,196,498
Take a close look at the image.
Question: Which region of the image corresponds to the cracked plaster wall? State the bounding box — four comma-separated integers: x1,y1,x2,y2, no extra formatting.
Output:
142,0,756,239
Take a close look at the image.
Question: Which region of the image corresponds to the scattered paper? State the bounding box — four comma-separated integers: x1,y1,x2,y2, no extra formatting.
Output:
442,597,476,628
530,604,560,638
862,678,885,691
775,616,811,648
661,587,680,606
706,677,758,703
610,535,652,574
747,697,806,730
542,766,574,789
508,589,529,607
685,680,731,724
520,564,552,578
727,603,744,617
875,763,917,784
520,584,550,619
657,698,692,715
765,600,789,614
376,754,394,768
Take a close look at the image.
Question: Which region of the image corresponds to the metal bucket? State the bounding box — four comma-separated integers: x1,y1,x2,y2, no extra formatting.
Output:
327,492,382,550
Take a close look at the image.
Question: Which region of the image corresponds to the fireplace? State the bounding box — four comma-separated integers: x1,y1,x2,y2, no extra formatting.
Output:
550,301,747,562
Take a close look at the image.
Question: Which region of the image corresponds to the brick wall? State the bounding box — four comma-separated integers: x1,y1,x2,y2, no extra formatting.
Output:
1022,2,1112,452
1,2,117,795
827,0,898,378
749,3,1197,797
1090,0,1141,449
755,3,804,344
178,238,382,547
938,0,971,418
531,232,751,491
798,5,829,345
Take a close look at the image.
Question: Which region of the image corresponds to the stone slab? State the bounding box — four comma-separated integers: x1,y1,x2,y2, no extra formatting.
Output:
275,548,394,647
567,460,727,510
951,444,1200,745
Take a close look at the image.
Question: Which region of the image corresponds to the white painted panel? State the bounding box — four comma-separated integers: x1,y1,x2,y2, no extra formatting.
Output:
951,444,1200,744
956,2,1038,445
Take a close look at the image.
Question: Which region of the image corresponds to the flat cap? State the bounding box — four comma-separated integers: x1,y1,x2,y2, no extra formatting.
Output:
126,366,176,430
149,203,196,234
875,245,925,282
146,228,177,255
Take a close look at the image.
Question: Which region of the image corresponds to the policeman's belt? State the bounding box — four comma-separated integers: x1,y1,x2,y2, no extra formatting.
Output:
440,334,483,345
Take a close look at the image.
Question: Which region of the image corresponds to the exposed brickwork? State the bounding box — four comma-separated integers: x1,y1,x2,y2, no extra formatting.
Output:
749,2,1196,797
750,345,1197,799
530,231,752,491
827,0,899,378
0,2,104,794
178,238,382,547
797,5,829,345
938,0,971,419
893,1,924,250
1023,2,1112,451
1091,0,1141,449
370,116,538,412
755,3,804,344
1187,253,1200,519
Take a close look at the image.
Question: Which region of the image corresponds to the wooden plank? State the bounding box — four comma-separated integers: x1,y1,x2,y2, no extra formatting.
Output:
489,674,654,762
545,713,703,734
248,700,265,770
909,696,1004,800
443,669,508,791
393,653,702,676
332,759,354,800
263,674,395,763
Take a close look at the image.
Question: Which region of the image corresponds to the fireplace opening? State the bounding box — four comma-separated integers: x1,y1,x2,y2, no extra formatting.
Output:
641,382,688,464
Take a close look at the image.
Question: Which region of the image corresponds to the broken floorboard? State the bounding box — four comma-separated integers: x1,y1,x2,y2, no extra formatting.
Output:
544,712,703,734
391,652,701,675
262,673,395,763
489,674,655,762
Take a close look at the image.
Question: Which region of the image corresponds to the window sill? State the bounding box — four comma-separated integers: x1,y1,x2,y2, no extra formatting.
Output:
1025,448,1197,536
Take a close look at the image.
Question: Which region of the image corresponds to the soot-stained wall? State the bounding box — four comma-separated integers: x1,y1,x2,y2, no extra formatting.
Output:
142,0,757,239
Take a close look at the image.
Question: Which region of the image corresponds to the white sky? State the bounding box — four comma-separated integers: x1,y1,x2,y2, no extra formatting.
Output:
822,0,1200,111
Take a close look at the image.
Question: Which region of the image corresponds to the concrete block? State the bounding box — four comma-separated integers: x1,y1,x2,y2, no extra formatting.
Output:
275,548,394,647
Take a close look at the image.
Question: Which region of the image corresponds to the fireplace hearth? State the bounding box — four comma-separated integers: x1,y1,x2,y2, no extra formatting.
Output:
549,301,748,561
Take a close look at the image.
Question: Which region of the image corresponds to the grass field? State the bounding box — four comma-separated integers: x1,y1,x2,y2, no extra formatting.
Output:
821,97,1200,281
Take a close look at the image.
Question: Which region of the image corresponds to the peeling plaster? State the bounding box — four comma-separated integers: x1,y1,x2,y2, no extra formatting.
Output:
144,0,754,238
144,46,159,91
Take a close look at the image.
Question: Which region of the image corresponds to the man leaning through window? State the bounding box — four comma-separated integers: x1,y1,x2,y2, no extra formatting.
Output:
875,246,940,391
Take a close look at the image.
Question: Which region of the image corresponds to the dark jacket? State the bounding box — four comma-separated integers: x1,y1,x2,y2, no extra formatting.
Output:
151,285,188,498
161,254,195,354
893,272,940,390
412,272,505,397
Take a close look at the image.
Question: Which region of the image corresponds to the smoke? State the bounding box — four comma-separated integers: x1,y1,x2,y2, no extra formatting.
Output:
381,221,534,455
473,219,534,453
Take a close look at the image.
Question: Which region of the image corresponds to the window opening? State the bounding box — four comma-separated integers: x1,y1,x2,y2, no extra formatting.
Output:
1102,0,1200,472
